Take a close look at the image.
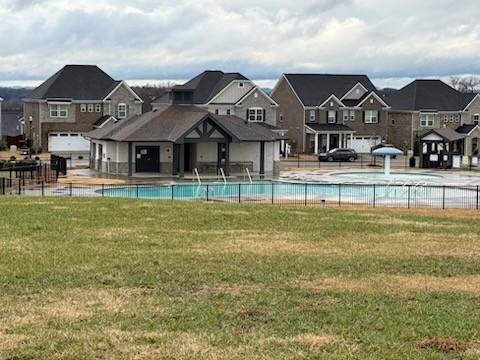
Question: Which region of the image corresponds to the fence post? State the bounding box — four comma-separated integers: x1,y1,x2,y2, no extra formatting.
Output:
18,179,21,195
1,177,4,195
373,184,376,208
171,185,174,201
271,182,274,204
102,183,105,197
69,183,73,197
338,183,341,207
304,183,307,206
42,181,45,196
238,183,241,203
477,185,479,210
442,186,446,209
136,184,139,198
407,185,411,209
206,184,209,202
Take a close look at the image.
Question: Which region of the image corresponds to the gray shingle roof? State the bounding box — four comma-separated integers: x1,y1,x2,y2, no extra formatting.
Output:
283,74,379,107
306,123,354,132
170,71,248,104
421,128,465,142
386,80,477,111
87,105,278,143
456,124,479,134
25,65,120,101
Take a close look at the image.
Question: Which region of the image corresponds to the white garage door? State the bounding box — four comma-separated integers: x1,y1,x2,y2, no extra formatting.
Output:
349,136,381,153
48,133,90,153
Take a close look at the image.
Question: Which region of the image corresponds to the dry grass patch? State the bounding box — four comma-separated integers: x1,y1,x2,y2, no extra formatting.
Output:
416,337,468,353
0,331,28,352
3,288,147,327
195,283,264,296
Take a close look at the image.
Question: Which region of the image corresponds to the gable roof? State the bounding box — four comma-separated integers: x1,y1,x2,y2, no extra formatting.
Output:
282,74,379,107
421,127,465,142
386,80,477,111
25,65,124,101
86,105,279,143
173,71,248,104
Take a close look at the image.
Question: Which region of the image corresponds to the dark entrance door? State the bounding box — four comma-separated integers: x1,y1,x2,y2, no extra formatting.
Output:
330,134,339,150
135,146,160,173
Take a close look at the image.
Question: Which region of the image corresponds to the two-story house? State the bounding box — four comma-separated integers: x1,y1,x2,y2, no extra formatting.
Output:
386,80,480,155
153,70,287,144
271,74,390,154
23,65,143,157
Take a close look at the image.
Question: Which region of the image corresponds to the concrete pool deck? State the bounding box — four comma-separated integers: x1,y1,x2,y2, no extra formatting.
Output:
280,169,480,186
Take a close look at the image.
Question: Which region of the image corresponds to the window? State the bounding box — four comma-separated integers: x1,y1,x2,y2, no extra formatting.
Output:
279,113,284,122
364,110,378,124
455,114,460,123
238,82,244,88
215,109,219,115
420,113,434,127
473,114,480,125
118,103,127,119
309,110,316,122
248,108,264,122
49,104,69,118
95,104,102,112
450,115,454,122
80,104,87,112
328,110,336,123
226,109,231,115
343,110,355,121
88,104,94,113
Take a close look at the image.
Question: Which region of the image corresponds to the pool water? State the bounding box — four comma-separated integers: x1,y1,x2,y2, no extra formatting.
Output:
99,181,475,203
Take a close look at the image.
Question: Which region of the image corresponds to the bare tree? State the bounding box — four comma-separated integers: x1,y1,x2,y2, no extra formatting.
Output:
449,75,480,93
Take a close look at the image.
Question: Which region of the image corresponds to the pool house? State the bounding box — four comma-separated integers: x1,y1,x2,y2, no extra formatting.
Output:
86,105,282,177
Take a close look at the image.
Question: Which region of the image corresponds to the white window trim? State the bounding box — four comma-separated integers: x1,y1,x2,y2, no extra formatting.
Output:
420,113,435,128
80,104,87,112
350,110,355,121
118,103,127,119
88,104,94,113
95,104,102,112
309,110,316,122
343,110,349,122
49,104,69,118
328,110,336,123
248,107,264,122
364,110,378,124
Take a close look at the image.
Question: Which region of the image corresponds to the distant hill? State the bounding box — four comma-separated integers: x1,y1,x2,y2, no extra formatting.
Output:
0,87,31,110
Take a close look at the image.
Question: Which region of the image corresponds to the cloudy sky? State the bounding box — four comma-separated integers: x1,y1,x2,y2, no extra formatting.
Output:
0,0,479,88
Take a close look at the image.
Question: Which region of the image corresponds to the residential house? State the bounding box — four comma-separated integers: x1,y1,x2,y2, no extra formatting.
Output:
23,65,143,157
386,80,480,155
153,70,287,152
87,105,282,177
271,74,390,154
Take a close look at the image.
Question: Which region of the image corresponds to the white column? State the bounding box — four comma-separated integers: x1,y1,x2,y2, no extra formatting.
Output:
314,133,319,154
326,133,330,151
384,156,391,176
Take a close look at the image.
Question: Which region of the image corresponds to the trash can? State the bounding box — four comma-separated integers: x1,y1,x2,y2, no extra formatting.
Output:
409,156,416,168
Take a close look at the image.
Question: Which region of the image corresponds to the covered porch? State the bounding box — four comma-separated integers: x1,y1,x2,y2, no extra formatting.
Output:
305,124,355,154
419,128,465,169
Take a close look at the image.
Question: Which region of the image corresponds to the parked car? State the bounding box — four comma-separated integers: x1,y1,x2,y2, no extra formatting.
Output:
319,148,358,162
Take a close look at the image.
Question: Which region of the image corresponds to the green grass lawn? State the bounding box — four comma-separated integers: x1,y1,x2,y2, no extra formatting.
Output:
1,198,480,359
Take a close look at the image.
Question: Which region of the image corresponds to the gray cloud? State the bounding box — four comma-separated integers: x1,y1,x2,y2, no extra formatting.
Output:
0,0,479,86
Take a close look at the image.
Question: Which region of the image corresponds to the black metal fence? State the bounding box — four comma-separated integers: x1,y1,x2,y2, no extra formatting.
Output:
1,179,479,209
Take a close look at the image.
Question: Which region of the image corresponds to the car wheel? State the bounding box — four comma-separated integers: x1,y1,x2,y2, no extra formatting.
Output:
327,156,334,162
348,156,355,162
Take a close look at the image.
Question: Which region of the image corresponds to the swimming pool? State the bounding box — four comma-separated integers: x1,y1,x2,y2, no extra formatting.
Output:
98,181,478,207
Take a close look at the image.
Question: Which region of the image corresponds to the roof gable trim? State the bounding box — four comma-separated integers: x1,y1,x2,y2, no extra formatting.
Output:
319,94,345,108
103,81,143,103
357,91,390,108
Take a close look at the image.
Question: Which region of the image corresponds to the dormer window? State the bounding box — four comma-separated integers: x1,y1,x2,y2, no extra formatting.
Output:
118,103,127,119
248,107,264,122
